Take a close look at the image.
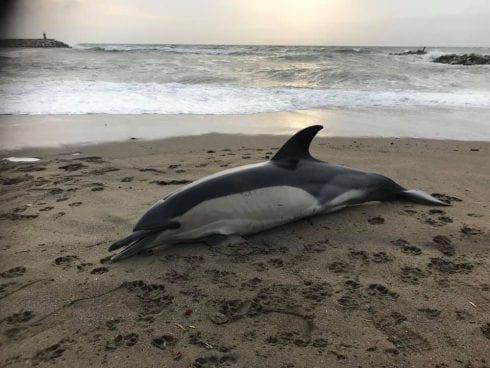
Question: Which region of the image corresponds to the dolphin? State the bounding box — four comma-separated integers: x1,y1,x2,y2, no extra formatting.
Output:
108,125,448,261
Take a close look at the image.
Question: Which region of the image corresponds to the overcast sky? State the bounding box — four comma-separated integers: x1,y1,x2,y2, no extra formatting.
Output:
2,0,490,46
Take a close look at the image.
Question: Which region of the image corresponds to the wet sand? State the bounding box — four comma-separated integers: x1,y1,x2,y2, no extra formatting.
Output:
1,107,490,150
0,134,489,367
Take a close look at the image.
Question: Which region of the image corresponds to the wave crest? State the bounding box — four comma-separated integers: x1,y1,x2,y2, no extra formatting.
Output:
76,44,256,55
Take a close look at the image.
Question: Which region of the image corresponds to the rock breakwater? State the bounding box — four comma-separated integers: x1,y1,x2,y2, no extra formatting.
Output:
433,53,490,65
0,39,70,48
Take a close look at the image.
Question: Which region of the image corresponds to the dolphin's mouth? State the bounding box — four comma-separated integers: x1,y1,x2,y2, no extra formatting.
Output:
109,230,159,262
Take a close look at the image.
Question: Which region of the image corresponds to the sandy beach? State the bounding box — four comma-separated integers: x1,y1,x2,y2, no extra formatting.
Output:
2,1,490,366
0,133,489,367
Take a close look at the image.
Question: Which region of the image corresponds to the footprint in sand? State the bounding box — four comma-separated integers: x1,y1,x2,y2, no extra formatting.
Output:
302,281,332,302
122,280,173,317
105,333,139,350
74,156,105,163
193,353,237,368
240,277,262,291
481,324,490,339
90,267,109,275
54,255,80,268
54,255,93,271
31,339,73,366
431,235,455,256
104,317,123,330
328,261,351,273
0,212,39,221
431,193,462,205
58,163,87,172
424,215,453,227
89,167,120,175
417,308,441,319
368,216,385,225
303,243,327,253
400,266,426,284
1,266,26,278
391,239,422,256
268,258,284,268
404,209,417,215
460,225,483,235
14,164,46,172
371,252,393,263
152,334,178,350
90,182,105,191
427,258,474,274
366,283,399,299
349,250,370,264
428,209,445,215
373,312,430,353
0,175,33,185
4,310,35,338
6,310,35,324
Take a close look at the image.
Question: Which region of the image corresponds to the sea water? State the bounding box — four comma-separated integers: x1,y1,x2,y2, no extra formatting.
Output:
0,44,489,115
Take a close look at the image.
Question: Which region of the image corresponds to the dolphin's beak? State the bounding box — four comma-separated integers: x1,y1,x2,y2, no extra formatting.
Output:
109,230,159,262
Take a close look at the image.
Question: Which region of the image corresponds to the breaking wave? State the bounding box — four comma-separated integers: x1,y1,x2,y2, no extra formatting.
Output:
1,80,488,115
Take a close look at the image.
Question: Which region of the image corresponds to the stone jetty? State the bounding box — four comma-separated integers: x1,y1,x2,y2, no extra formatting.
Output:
0,38,70,48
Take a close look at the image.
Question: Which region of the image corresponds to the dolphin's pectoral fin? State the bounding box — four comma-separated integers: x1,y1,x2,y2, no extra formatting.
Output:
203,234,248,247
271,125,323,162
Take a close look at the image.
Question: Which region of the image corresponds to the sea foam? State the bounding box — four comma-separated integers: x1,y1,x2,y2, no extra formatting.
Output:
0,80,489,115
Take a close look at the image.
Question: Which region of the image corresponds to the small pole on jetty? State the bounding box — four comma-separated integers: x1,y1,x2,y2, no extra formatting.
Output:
43,32,46,39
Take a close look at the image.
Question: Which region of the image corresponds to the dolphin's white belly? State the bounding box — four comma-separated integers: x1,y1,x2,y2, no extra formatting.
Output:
171,186,320,240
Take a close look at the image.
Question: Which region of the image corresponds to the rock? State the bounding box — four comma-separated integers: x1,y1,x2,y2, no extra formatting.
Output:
433,53,490,65
0,38,70,48
390,47,426,56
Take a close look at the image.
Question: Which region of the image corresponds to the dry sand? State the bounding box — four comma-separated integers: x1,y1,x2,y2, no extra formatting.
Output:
0,134,489,367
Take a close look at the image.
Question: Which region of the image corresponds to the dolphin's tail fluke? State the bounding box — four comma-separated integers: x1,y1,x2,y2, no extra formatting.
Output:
108,230,159,262
400,190,450,206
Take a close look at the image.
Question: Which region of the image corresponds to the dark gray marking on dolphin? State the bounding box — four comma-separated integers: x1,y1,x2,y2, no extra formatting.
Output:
109,125,448,261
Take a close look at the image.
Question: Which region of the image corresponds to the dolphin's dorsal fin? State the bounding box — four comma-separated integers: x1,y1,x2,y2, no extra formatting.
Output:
271,125,323,162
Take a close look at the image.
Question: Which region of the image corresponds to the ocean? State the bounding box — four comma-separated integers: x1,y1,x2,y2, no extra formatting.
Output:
0,44,489,115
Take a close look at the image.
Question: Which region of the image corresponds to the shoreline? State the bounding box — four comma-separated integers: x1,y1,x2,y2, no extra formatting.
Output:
1,132,488,367
1,107,490,151
2,133,489,159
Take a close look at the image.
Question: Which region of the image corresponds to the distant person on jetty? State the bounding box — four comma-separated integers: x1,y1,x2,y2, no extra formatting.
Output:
43,32,46,39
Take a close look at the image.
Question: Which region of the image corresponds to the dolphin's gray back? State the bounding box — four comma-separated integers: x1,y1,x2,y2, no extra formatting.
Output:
134,125,406,231
133,159,392,231
109,124,447,261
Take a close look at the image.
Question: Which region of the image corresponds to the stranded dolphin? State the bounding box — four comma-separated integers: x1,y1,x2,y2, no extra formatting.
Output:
108,125,448,261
